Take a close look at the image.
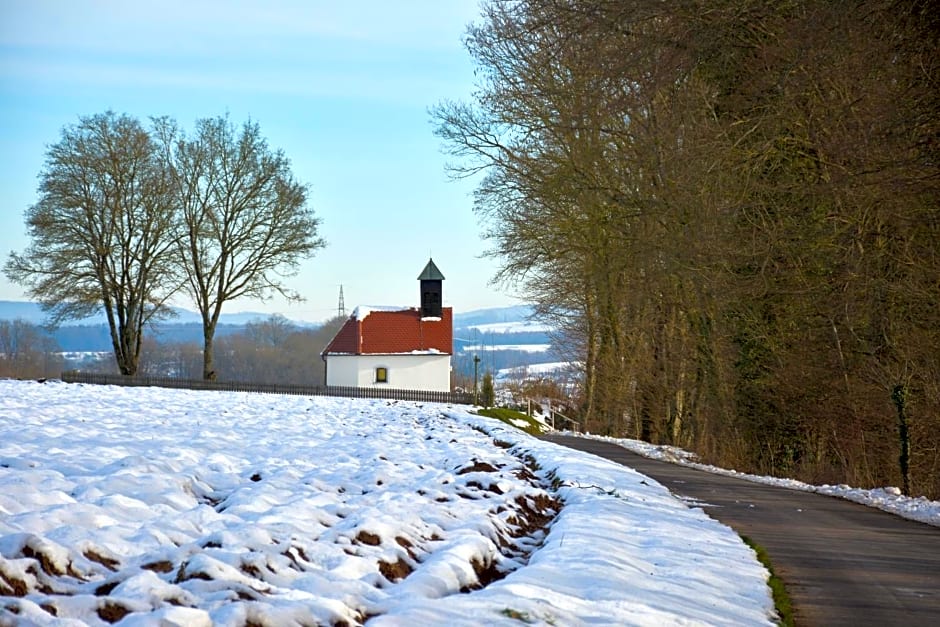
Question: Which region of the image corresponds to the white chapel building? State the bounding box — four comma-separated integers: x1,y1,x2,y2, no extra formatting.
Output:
320,259,453,392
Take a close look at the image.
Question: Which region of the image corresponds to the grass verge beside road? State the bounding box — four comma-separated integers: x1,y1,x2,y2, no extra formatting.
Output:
475,407,548,435
742,535,794,626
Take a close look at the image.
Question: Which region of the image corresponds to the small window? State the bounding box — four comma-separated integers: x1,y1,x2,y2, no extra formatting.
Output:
375,367,388,384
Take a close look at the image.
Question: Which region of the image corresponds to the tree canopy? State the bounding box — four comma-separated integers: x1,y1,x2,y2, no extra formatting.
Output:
5,111,178,375
6,112,325,378
156,115,325,379
436,0,940,497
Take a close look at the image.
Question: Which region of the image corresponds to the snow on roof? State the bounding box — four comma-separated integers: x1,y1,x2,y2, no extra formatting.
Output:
324,350,446,356
352,305,413,321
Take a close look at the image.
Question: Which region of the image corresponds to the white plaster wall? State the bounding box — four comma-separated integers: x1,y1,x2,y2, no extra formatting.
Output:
324,355,361,387
325,354,451,392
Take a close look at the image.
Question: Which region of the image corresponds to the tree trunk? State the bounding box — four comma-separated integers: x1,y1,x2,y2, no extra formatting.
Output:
203,325,217,380
671,366,686,444
582,294,598,428
892,383,911,496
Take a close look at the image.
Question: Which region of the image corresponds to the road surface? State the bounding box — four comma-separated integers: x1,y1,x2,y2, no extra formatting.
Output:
540,434,940,626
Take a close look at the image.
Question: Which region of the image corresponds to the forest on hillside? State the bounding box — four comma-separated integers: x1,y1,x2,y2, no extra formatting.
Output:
436,0,940,497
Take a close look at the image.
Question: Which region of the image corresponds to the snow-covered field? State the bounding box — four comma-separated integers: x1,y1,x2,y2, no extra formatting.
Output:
460,344,552,353
465,321,552,334
496,362,573,381
587,435,940,527
0,380,775,626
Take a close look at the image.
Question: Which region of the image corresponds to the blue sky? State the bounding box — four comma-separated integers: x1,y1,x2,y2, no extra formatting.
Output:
0,1,518,323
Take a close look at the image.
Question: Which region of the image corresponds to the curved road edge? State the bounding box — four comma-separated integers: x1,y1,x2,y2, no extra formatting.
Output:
540,434,940,627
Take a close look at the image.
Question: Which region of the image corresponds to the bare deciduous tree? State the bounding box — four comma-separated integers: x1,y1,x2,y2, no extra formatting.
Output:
157,115,325,380
4,111,179,375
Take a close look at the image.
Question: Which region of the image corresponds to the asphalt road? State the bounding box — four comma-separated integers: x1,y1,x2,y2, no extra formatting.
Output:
540,434,940,626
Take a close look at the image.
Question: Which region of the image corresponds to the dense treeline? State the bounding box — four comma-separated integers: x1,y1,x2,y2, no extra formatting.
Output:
0,320,63,379
436,0,939,496
139,314,345,385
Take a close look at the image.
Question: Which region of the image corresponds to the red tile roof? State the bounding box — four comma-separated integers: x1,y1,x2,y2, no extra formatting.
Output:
323,307,453,355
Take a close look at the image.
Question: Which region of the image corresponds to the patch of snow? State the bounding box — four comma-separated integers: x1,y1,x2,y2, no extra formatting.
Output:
462,344,552,353
498,361,572,376
508,418,533,430
0,380,775,625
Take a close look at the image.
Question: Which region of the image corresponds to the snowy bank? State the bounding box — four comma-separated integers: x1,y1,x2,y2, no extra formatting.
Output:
0,380,774,625
584,433,940,527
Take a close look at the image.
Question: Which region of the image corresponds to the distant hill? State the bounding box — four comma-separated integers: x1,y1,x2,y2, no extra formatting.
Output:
51,323,251,352
0,300,317,352
1,301,564,374
1,300,541,329
453,304,551,343
0,301,275,327
450,304,564,378
453,304,534,329
0,301,74,325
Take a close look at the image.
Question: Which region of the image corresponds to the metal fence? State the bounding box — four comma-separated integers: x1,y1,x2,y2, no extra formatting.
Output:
60,370,475,405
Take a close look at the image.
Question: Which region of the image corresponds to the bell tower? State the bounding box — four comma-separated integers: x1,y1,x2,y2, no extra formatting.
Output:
418,258,444,318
